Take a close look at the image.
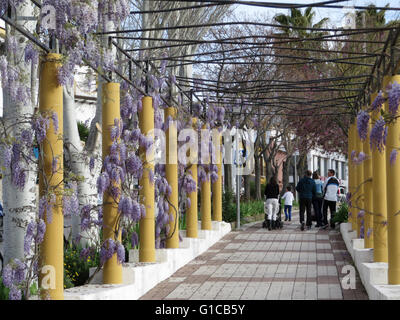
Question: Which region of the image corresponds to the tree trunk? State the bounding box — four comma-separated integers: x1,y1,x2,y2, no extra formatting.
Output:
297,153,308,178
3,2,37,264
63,84,100,245
224,163,232,193
243,174,250,201
281,157,291,196
265,158,274,183
255,155,261,200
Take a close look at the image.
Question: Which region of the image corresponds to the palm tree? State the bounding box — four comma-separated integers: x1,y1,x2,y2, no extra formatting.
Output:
272,7,330,184
356,4,388,28
273,7,329,38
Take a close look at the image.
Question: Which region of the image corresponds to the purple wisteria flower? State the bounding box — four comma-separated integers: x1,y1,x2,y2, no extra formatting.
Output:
357,152,366,163
100,238,117,266
216,107,225,123
356,110,370,141
210,171,219,184
346,192,352,208
369,117,387,153
371,91,385,112
140,204,146,219
12,161,26,190
2,144,12,168
80,247,91,261
63,182,80,216
21,130,32,145
390,149,398,166
7,35,17,56
51,158,58,174
360,220,365,239
9,286,22,300
51,112,59,133
89,157,95,172
131,232,139,248
0,55,8,87
24,42,39,65
169,74,176,85
24,221,35,254
70,1,99,34
2,264,13,287
198,167,208,184
32,115,50,144
116,242,125,264
387,81,400,115
97,172,110,195
2,258,26,300
126,154,143,178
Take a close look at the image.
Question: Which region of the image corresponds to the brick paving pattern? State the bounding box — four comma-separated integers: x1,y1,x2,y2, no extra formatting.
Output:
140,212,368,300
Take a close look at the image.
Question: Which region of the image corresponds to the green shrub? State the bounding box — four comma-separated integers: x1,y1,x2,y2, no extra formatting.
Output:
122,222,140,261
222,190,237,222
333,202,348,224
240,200,264,217
222,189,265,223
64,242,99,289
250,181,256,199
0,276,38,300
0,277,10,300
250,181,266,200
77,121,90,142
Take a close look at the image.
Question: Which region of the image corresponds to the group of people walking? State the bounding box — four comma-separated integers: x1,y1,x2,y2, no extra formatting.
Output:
263,169,340,231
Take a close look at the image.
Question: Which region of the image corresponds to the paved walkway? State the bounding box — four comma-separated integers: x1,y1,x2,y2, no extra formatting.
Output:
140,212,368,300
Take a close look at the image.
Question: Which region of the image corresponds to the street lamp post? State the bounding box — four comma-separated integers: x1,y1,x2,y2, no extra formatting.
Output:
236,127,241,230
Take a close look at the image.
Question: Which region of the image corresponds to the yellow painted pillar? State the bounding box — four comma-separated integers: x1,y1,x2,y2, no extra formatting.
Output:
165,107,179,248
186,118,198,238
39,53,64,300
371,89,388,262
362,108,373,248
201,124,212,230
212,128,222,222
355,128,364,238
348,123,355,229
386,75,400,284
102,82,122,284
350,123,358,232
139,96,155,262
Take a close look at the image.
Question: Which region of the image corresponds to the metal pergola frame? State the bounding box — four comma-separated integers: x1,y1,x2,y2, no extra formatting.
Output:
1,0,400,123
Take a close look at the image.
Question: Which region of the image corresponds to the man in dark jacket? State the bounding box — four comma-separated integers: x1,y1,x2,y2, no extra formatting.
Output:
296,170,317,231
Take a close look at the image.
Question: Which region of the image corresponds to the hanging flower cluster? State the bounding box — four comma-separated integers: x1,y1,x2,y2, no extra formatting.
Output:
371,90,385,112
356,110,370,141
0,42,32,105
155,164,174,249
390,149,398,166
369,117,387,153
351,151,366,165
99,238,125,265
387,81,400,115
2,259,27,300
24,219,46,255
40,0,129,86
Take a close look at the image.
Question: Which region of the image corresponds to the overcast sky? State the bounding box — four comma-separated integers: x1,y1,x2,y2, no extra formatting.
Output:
234,0,400,27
